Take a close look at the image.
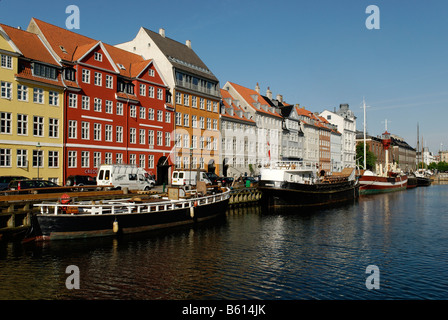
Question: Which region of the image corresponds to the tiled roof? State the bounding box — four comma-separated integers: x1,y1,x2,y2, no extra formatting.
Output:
0,23,59,66
227,82,282,118
142,28,218,82
220,89,255,124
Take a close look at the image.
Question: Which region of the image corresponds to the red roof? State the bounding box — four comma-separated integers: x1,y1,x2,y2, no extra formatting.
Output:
220,89,255,124
227,82,282,118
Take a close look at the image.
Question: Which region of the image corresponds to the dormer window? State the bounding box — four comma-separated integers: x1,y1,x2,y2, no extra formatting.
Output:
64,68,76,81
94,52,103,62
148,69,155,77
33,63,57,80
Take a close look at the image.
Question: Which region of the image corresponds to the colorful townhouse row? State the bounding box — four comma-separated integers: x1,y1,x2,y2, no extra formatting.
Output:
0,17,357,184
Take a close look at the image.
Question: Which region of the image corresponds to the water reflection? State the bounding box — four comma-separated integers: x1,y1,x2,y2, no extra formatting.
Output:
1,186,448,299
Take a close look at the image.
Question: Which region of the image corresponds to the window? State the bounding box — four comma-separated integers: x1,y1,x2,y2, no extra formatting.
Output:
1,81,12,99
213,102,218,113
191,115,197,128
48,151,59,168
82,69,90,83
105,152,112,164
148,108,154,120
116,153,123,164
129,154,136,165
139,84,146,96
183,93,189,106
192,135,197,149
49,91,59,106
200,136,205,150
148,69,155,77
68,151,77,168
207,100,212,111
130,128,136,144
81,151,90,168
175,92,181,104
94,52,102,61
17,114,27,135
148,155,154,169
1,55,12,69
17,85,28,101
116,126,123,143
175,112,181,125
94,123,101,141
148,130,154,145
192,96,197,108
213,119,218,130
183,114,189,127
139,107,146,119
139,129,145,144
105,124,112,142
81,121,90,140
81,96,90,110
32,150,43,168
64,68,75,81
199,157,204,169
0,149,11,167
165,132,171,146
0,112,11,134
33,63,57,79
207,118,211,130
94,72,102,86
106,75,113,89
139,154,145,168
207,137,212,150
130,105,137,118
183,134,189,148
33,116,44,137
148,86,154,98
68,93,77,108
94,98,102,112
200,98,205,109
116,102,123,115
165,112,171,123
199,117,205,129
68,120,77,139
48,118,59,138
94,152,101,168
17,149,27,168
33,88,44,104
157,110,163,122
157,131,163,146
105,100,113,114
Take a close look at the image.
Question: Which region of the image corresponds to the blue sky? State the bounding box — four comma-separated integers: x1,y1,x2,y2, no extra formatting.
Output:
1,0,447,154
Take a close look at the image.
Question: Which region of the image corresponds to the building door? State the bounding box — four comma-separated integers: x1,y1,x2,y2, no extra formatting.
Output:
157,156,170,185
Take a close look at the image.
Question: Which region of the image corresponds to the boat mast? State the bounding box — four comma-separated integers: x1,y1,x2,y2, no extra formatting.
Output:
363,98,367,170
416,123,419,171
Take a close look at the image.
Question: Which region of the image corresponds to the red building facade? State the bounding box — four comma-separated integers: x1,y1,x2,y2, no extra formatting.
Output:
28,19,174,184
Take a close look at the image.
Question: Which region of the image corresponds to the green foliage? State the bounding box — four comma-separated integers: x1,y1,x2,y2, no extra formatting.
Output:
428,161,448,172
356,142,377,170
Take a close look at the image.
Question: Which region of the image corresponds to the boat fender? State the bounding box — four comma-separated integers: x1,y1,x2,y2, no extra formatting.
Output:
190,206,195,218
194,201,198,207
113,220,119,233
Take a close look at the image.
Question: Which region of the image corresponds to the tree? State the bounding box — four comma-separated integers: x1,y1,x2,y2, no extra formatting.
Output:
356,142,377,170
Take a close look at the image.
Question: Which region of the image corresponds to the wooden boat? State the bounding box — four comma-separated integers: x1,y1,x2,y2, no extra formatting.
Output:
26,186,231,241
258,161,359,207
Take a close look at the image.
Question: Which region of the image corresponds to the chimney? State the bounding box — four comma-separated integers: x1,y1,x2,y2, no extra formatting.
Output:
186,40,191,48
159,28,165,38
276,94,283,103
255,83,260,93
266,87,272,99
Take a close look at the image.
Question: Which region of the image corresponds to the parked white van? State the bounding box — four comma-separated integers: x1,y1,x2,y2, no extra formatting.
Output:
171,170,211,186
97,164,156,191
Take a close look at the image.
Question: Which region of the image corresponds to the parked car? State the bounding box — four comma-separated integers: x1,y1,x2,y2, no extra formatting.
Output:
218,176,234,187
8,179,63,193
205,172,220,185
0,176,29,191
65,175,97,186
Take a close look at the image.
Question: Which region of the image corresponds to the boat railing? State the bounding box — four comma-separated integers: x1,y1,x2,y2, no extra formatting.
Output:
267,160,318,170
34,188,231,216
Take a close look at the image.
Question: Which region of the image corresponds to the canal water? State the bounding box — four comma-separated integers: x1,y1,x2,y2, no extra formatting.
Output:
1,184,447,300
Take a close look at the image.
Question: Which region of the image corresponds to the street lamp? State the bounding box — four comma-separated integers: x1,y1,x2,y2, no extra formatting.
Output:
36,142,41,180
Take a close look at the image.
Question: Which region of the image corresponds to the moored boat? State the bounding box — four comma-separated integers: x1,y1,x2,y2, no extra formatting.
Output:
358,130,407,195
258,161,359,207
26,187,231,241
406,174,418,189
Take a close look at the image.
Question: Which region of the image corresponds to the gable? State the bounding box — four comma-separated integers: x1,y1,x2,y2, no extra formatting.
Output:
135,60,167,87
76,42,119,73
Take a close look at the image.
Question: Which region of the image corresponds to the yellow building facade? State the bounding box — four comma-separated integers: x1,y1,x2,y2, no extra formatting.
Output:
0,25,64,183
